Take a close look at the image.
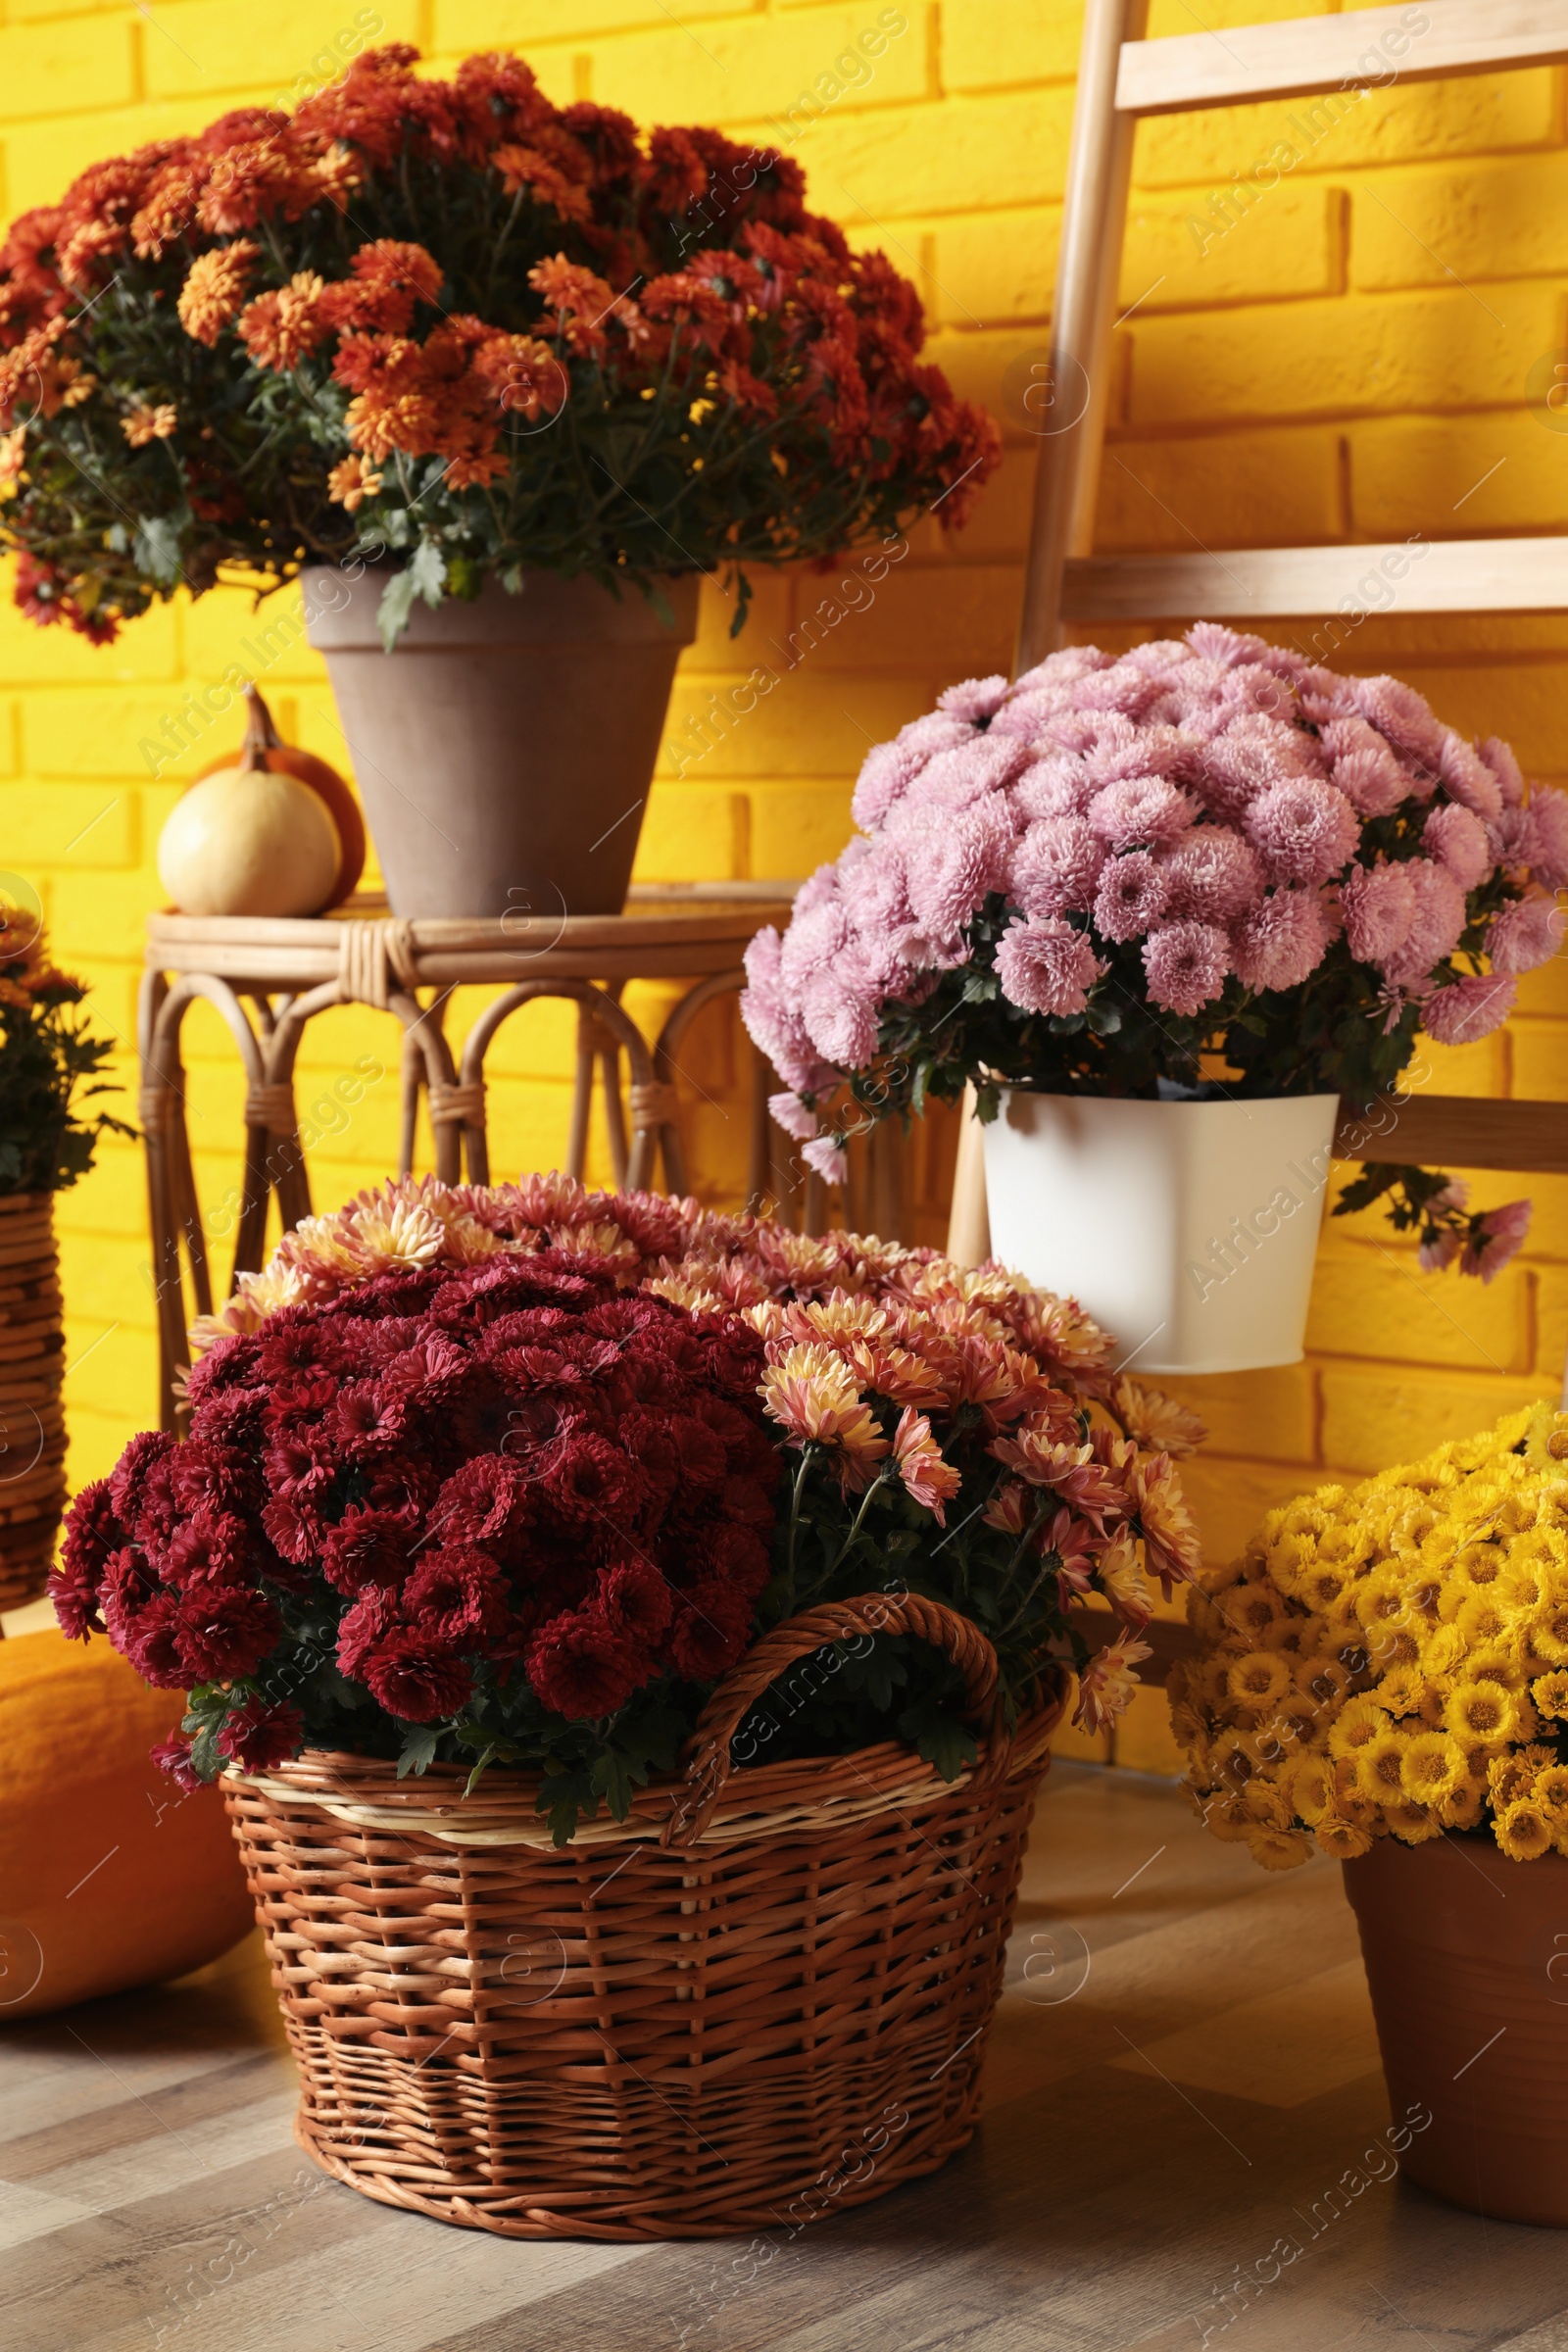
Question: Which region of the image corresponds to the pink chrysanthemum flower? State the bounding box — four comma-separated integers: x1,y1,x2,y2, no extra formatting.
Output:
801,1134,851,1187
1381,859,1467,989
1142,920,1229,1014
1488,891,1564,974
1011,814,1106,917
1437,730,1503,822
937,673,1010,722
903,805,1009,938
1196,713,1316,821
1094,851,1169,942
995,915,1105,1015
768,1092,819,1142
1230,888,1333,993
1461,1199,1532,1282
1341,861,1415,965
778,898,850,995
1421,972,1516,1045
801,973,879,1069
851,739,925,831
1319,716,1410,817
910,736,1027,812
1245,776,1360,885
1011,751,1098,821
1524,792,1568,892
1423,801,1493,892
1160,826,1266,924
1478,734,1525,808
1352,674,1446,768
1087,775,1197,852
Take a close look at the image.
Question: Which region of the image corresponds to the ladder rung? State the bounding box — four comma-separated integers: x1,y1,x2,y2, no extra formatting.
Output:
1116,0,1568,118
1061,537,1568,621
1338,1097,1568,1177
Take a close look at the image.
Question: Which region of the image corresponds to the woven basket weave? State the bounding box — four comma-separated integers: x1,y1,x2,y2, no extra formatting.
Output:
0,1193,66,1612
224,1592,1066,2240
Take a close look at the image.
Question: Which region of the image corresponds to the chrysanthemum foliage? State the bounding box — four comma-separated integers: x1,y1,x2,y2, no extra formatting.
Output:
0,45,999,643
744,626,1568,1273
55,1176,1203,1841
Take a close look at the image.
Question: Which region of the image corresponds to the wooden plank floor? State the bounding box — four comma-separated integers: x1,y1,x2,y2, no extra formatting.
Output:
7,1762,1568,2352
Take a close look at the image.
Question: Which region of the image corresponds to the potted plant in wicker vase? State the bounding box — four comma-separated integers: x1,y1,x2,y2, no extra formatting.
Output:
52,1174,1201,2237
743,627,1568,1374
0,45,999,920
1173,1401,1568,2226
0,901,127,1612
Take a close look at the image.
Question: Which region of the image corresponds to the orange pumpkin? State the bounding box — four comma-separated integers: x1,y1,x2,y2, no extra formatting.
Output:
0,1629,254,2021
196,683,367,905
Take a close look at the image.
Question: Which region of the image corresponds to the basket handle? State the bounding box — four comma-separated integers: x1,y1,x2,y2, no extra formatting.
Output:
661,1590,1004,1849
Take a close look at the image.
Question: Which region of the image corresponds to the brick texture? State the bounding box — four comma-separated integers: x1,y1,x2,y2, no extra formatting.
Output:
6,1,1566,1799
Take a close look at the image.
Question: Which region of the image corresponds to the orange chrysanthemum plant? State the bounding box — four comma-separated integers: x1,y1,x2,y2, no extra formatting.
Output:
171,1173,1204,1773
0,45,1001,644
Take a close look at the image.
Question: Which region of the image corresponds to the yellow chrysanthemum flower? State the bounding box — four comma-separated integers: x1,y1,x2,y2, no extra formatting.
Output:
1496,1797,1554,1862
1533,1762,1568,1820
1452,1590,1513,1654
1527,1600,1568,1669
1437,1782,1486,1832
1353,1730,1409,1805
1328,1695,1387,1761
1533,1671,1568,1721
1385,1797,1444,1845
1247,1828,1312,1871
1400,1732,1467,1805
1370,1663,1426,1718
1225,1580,1290,1641
1490,1744,1556,1807
1421,1623,1466,1678
1444,1678,1522,1746
1313,1815,1374,1860
1226,1652,1294,1710
1286,1752,1336,1825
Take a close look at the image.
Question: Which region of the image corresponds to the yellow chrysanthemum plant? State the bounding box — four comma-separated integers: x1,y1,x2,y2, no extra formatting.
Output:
1172,1401,1568,1871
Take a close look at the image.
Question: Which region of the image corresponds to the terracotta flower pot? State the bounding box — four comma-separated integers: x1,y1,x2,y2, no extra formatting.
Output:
0,1193,66,1612
1343,1832,1568,2225
302,566,700,919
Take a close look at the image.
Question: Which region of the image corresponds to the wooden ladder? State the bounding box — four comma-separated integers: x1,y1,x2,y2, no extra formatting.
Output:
946,0,1568,1299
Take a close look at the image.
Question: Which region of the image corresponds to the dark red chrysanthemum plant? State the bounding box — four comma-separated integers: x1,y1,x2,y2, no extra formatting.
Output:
56,1179,1205,1841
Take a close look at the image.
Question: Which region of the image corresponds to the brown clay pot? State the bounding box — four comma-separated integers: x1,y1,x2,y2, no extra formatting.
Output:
302,566,700,919
0,1193,66,1613
1343,1831,1568,2224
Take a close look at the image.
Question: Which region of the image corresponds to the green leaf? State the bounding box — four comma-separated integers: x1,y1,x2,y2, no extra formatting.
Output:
913,1715,979,1783
409,536,448,610
397,1725,439,1780
376,566,417,650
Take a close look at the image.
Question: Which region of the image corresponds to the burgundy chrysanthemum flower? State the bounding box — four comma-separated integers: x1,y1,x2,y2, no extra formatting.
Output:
994,914,1105,1015
216,1697,305,1773
525,1604,645,1719
150,1731,203,1791
1141,920,1230,1015
357,1631,475,1724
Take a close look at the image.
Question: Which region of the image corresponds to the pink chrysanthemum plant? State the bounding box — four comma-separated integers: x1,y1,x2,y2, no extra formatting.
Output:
55,1175,1204,1836
742,625,1568,1278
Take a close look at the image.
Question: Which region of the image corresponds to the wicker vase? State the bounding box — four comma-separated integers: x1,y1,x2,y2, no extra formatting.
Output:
1344,1833,1568,2225
223,1594,1065,2240
0,1193,66,1613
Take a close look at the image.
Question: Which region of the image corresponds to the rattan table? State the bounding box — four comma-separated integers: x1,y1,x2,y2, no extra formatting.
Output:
139,886,795,1427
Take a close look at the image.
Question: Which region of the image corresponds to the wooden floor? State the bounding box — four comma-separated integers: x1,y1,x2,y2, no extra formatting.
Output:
8,1762,1568,2352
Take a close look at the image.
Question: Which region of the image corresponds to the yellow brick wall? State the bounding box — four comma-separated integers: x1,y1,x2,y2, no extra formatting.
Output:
6,0,1567,1782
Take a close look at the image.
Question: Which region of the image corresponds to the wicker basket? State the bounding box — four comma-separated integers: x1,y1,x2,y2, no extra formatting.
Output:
0,1193,67,1613
224,1592,1066,2240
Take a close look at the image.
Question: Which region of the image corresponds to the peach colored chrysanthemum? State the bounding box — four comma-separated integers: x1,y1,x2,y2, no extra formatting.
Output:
760,1342,889,1490
1111,1376,1206,1460
1076,1637,1152,1734
121,403,177,446
176,240,259,345
326,453,383,512
891,1407,961,1521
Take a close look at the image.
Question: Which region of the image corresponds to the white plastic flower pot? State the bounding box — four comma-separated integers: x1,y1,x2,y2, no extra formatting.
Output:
981,1092,1341,1375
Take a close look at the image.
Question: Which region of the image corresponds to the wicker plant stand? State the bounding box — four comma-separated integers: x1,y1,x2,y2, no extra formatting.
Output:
223,1595,1065,2240
0,1193,67,1610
